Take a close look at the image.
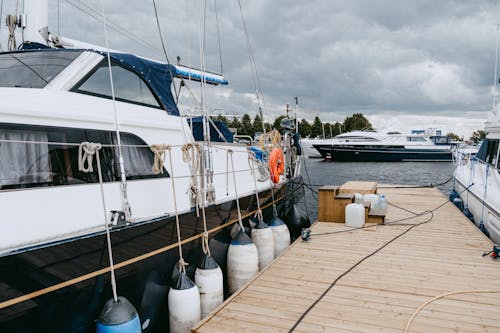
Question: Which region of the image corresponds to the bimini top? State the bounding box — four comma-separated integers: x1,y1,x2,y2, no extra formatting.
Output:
18,44,185,115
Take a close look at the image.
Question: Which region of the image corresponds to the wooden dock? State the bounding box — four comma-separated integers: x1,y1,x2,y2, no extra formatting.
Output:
192,186,500,333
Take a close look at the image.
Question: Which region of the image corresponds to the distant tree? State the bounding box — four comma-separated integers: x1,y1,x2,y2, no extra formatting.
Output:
342,113,373,132
240,114,254,136
332,121,342,137
229,117,241,134
298,118,312,137
215,114,228,125
253,114,264,134
272,115,287,134
470,130,487,144
446,132,463,141
310,116,323,138
264,122,272,132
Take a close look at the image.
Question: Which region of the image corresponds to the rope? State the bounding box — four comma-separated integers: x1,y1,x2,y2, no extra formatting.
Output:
248,151,263,220
214,0,224,74
0,189,297,310
166,146,188,274
77,142,118,302
404,290,500,333
182,143,202,215
199,149,211,255
288,212,435,332
480,164,489,224
150,144,170,174
228,150,245,229
6,14,17,51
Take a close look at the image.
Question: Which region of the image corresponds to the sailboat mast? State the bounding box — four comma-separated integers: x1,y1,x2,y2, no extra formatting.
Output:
493,25,499,114
23,0,49,45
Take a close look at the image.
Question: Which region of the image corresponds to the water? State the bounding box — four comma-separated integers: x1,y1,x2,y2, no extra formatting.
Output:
301,158,455,222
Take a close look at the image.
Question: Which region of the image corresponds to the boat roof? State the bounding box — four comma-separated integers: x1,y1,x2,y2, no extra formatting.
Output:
18,43,180,116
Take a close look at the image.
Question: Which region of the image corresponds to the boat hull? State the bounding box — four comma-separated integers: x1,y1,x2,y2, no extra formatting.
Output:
0,178,307,333
312,145,452,162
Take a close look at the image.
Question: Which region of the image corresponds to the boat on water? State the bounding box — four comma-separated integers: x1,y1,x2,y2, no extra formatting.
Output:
312,128,454,162
0,2,308,332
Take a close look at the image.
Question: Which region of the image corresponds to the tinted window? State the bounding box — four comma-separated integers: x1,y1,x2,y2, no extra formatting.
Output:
0,124,168,190
74,61,160,108
486,139,499,165
0,51,81,88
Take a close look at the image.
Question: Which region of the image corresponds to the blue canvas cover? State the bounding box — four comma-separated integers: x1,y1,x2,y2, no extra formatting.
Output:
189,117,233,143
18,45,180,116
108,52,179,116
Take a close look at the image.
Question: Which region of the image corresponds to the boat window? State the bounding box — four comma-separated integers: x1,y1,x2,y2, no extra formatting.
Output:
0,124,168,190
486,139,499,165
0,51,81,88
73,61,161,108
407,136,426,142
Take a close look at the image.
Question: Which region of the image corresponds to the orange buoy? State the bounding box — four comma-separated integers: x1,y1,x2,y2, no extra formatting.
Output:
269,148,285,183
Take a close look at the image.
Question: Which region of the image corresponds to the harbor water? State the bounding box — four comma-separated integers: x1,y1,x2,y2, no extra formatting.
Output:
301,158,455,222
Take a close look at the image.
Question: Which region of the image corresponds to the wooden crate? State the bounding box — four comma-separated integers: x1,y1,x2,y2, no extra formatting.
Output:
367,208,386,224
334,193,353,223
339,181,378,195
318,186,338,222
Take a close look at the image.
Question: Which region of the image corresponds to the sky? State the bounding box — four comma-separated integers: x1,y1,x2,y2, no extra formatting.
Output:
1,0,500,138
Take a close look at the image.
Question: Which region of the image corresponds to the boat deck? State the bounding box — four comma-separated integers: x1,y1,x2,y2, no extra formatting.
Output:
192,186,500,333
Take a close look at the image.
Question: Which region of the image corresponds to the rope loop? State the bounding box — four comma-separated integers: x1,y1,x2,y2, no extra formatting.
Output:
201,231,211,255
178,258,188,274
78,142,102,173
150,144,171,174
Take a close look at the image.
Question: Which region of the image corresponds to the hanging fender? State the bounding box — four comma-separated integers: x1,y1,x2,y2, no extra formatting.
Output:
269,148,285,184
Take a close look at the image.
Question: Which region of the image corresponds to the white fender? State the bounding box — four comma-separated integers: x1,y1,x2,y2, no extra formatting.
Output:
195,255,223,317
269,216,291,257
168,273,201,333
251,219,275,270
227,228,258,294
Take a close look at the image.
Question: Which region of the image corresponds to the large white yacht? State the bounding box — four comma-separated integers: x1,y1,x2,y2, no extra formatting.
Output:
312,129,453,161
0,2,308,332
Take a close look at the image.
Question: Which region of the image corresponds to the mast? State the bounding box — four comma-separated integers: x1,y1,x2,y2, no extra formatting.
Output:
23,0,49,45
493,25,499,115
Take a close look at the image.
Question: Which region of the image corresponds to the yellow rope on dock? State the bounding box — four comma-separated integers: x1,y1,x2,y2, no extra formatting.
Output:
405,289,500,333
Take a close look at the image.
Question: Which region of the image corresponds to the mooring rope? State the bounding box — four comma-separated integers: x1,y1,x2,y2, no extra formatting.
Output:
228,150,245,230
78,142,118,302
166,145,189,274
248,152,264,220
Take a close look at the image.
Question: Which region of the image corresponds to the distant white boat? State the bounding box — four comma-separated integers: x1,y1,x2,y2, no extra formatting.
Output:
311,129,453,161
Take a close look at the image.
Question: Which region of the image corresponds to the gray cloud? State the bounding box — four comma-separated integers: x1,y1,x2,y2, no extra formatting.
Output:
2,0,500,134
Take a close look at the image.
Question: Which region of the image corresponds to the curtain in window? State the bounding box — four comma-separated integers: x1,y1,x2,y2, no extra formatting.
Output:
116,134,156,177
0,130,50,187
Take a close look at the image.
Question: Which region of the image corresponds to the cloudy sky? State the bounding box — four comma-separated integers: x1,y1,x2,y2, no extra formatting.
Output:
2,0,500,138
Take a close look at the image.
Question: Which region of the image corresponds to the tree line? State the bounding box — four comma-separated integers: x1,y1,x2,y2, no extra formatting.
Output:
215,113,373,139
215,112,487,144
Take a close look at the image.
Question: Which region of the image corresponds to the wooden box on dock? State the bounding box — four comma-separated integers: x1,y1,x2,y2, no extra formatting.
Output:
339,181,378,195
318,185,339,222
368,208,386,224
334,193,354,223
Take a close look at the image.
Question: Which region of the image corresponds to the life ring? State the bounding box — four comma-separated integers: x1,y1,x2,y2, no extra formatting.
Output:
269,148,285,183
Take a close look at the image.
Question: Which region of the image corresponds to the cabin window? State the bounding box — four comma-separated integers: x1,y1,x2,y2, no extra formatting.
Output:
486,139,499,166
0,124,168,190
0,51,81,88
73,61,161,108
407,136,426,142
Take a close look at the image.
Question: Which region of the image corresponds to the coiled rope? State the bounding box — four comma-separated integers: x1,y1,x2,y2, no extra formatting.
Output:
78,142,118,302
150,144,170,174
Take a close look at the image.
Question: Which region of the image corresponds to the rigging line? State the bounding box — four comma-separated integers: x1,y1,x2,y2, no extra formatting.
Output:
236,0,266,132
214,0,223,74
151,0,178,101
57,0,60,35
63,0,161,54
99,0,132,220
0,0,4,51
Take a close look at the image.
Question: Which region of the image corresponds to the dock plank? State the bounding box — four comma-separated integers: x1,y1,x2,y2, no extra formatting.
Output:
193,186,500,333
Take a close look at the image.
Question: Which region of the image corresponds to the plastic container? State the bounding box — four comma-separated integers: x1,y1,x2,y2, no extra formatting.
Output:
345,203,365,228
379,194,387,212
354,193,364,204
363,194,380,209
